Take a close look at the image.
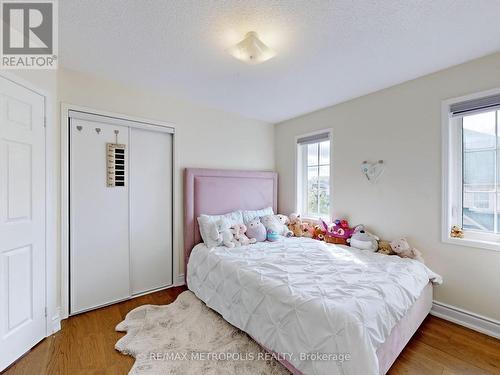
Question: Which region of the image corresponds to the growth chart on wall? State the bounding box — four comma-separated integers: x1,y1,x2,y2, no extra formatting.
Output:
107,143,126,187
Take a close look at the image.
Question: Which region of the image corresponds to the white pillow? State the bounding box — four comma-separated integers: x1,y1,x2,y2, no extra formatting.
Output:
242,207,274,224
197,211,243,248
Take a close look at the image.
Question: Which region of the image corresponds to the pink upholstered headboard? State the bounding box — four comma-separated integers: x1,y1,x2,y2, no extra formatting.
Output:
184,168,278,269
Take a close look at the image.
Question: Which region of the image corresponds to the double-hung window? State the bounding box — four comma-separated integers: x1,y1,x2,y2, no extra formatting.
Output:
444,91,500,250
296,131,331,219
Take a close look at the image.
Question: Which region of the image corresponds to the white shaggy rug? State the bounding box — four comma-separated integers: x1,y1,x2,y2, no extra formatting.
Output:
115,291,290,375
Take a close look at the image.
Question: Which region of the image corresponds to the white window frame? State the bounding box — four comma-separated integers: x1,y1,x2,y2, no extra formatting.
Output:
442,87,500,252
295,128,333,221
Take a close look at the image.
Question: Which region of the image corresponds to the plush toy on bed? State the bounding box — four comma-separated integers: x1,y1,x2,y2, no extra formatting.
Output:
261,214,293,237
321,218,354,244
288,213,304,237
277,214,294,237
245,218,267,242
210,218,238,248
276,214,290,226
312,224,326,241
390,238,425,263
302,222,314,238
377,240,395,255
231,223,256,246
266,229,281,242
347,225,379,251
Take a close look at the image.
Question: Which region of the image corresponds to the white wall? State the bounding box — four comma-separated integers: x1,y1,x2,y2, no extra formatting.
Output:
275,52,500,321
4,68,274,322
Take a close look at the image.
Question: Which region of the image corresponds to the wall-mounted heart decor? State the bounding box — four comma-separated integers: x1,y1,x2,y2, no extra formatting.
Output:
361,160,385,183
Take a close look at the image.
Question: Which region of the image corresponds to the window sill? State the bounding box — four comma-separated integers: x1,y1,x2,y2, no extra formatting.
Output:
300,217,329,225
443,236,500,252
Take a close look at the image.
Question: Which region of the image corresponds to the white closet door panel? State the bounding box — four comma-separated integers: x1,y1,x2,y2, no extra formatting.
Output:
130,128,172,294
70,119,130,313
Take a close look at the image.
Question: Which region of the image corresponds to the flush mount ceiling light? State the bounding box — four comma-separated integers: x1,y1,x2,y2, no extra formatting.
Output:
227,31,276,64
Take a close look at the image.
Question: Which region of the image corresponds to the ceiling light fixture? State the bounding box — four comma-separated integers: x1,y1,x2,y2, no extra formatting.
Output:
227,31,276,64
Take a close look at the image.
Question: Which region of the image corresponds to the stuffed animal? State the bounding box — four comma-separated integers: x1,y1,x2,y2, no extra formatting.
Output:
266,229,281,242
377,240,395,255
210,218,237,248
261,214,293,237
277,214,294,237
312,224,326,241
321,218,354,245
450,225,464,238
390,238,425,263
276,214,290,226
347,225,379,251
245,218,267,242
288,213,304,237
302,222,314,238
331,219,355,238
231,223,256,246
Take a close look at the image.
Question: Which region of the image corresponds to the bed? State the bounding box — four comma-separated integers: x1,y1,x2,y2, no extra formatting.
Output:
184,168,441,375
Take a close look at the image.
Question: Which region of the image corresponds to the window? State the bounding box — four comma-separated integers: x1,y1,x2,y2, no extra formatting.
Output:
296,131,331,219
443,90,500,250
462,111,499,231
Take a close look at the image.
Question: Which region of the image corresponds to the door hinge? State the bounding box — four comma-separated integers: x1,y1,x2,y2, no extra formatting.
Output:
44,116,47,128
44,307,47,317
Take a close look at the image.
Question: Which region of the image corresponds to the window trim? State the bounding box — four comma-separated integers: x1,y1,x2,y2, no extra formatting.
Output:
442,87,500,252
295,128,333,221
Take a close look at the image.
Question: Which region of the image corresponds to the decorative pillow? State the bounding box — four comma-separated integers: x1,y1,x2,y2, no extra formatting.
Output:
242,207,274,224
197,211,243,248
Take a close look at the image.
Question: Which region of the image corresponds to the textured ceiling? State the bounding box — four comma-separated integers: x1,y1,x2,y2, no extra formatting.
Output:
60,1,500,123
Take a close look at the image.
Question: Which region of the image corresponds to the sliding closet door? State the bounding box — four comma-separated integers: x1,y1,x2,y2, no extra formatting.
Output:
129,128,173,294
70,119,130,313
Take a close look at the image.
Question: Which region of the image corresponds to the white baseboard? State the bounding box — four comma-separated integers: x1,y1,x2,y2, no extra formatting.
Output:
57,278,186,325
50,307,61,335
174,273,185,286
431,301,500,339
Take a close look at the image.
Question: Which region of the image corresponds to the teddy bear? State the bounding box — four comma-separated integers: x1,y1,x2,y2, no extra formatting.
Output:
347,225,379,251
231,223,256,246
450,225,464,238
301,221,314,238
390,238,425,263
288,213,304,237
276,214,294,237
245,218,267,242
377,240,395,255
210,218,237,248
276,214,290,226
261,214,293,237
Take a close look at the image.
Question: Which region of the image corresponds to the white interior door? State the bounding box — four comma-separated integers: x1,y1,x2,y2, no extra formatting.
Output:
130,128,172,294
70,119,130,314
0,76,46,371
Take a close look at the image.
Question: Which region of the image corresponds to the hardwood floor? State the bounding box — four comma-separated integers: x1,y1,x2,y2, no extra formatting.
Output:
2,286,499,375
2,286,187,375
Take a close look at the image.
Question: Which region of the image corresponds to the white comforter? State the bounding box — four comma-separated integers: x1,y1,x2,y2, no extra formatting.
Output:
187,237,442,375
